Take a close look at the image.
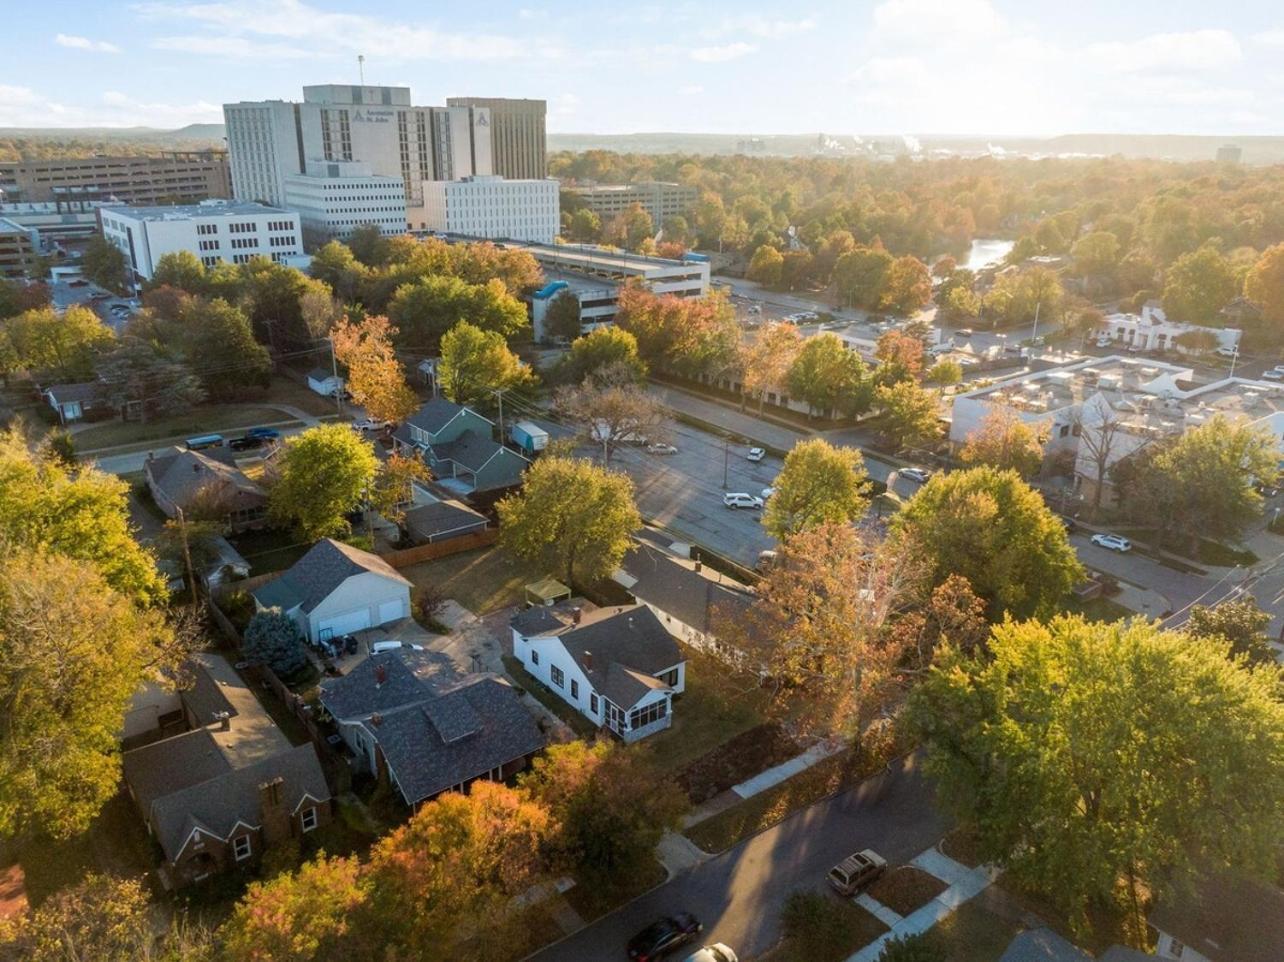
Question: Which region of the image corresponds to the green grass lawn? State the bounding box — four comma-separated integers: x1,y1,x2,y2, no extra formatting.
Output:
263,374,348,417
227,527,313,575
75,405,299,451
562,857,668,922
758,893,889,962
646,647,772,776
1061,595,1133,622
401,545,545,615
927,897,1024,962
502,655,599,738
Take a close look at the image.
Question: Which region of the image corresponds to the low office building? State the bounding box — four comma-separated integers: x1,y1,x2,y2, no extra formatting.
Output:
566,181,698,226
99,200,302,281
421,175,559,244
1097,302,1241,355
0,216,37,279
530,274,620,342
0,198,105,244
0,150,231,205
282,160,407,246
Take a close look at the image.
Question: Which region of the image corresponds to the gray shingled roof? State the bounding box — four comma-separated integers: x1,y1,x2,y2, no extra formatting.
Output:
1149,875,1284,962
363,676,545,805
403,499,488,542
147,744,329,862
514,605,682,709
307,367,337,382
998,930,1092,962
320,651,545,806
122,727,232,814
46,381,100,403
178,661,238,727
406,398,474,436
429,432,504,472
618,542,757,636
146,449,265,512
252,538,410,614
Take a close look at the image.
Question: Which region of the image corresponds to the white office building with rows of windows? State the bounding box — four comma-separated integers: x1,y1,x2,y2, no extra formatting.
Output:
420,175,559,244
98,200,302,282
282,160,406,245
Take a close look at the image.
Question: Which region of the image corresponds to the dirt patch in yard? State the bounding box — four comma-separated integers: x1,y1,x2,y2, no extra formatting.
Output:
866,866,949,917
676,722,801,804
940,827,985,868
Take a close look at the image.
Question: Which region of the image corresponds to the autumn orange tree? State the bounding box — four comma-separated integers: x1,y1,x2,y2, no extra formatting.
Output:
330,313,419,424
959,407,1046,479
739,320,802,412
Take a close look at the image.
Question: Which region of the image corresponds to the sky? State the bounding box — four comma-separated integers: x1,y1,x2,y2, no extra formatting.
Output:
3,0,1284,136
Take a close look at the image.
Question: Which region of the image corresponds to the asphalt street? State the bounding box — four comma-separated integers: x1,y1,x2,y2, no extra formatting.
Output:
530,754,948,962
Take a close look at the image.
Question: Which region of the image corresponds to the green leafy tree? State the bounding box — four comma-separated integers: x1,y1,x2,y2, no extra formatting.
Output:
786,332,873,418
239,258,314,347
388,275,528,346
1163,244,1236,324
747,244,785,287
1115,415,1275,550
567,207,602,242
604,202,654,250
1184,598,1276,665
148,249,207,293
923,358,963,390
268,424,379,540
179,297,272,400
1071,231,1121,277
941,284,981,320
243,609,309,678
521,742,685,893
0,873,157,961
81,236,130,293
544,290,583,342
309,240,368,303
892,466,1083,618
907,616,1284,933
438,320,536,406
764,439,870,539
959,407,1045,478
4,304,114,380
564,325,646,384
874,379,940,451
0,550,181,838
0,426,167,604
833,245,893,309
498,455,639,585
346,223,391,267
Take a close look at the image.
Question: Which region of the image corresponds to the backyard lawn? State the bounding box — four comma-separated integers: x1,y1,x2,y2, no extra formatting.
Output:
647,647,773,775
927,896,1024,962
74,404,300,451
1061,594,1133,622
401,545,545,615
227,527,313,575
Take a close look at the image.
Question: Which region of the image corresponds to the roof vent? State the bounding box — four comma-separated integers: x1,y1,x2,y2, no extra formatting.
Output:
371,712,383,727
374,663,387,687
572,607,582,624
583,650,593,671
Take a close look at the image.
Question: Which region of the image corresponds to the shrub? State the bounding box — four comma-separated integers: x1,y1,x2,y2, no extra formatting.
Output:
243,608,309,678
878,933,945,962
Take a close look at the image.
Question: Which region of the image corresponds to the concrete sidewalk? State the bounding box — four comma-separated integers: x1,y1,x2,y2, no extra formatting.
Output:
646,383,811,452
731,737,845,799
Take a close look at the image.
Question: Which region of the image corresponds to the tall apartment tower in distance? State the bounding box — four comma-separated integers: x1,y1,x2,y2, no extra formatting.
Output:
446,97,547,179
223,84,492,228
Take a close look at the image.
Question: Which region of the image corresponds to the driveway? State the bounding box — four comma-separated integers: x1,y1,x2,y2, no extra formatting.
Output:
529,753,948,962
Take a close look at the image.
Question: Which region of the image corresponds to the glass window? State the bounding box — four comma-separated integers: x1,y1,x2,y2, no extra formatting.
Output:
590,693,598,715
628,699,668,731
301,807,318,832
550,665,565,689
571,679,579,699
233,834,252,861
531,649,539,666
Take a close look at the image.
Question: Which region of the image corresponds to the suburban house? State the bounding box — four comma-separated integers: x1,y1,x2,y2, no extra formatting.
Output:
43,381,101,423
1149,875,1284,962
122,655,251,748
306,367,345,397
996,928,1151,962
401,490,490,545
510,602,685,742
145,448,268,533
614,537,760,668
393,398,529,496
251,538,412,643
319,651,546,809
121,653,331,888
159,534,250,593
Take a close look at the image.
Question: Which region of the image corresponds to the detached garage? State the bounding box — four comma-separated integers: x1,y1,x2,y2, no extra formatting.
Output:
252,539,413,643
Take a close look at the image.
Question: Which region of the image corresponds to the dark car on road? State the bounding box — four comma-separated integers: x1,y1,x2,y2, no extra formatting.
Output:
628,913,702,961
245,426,282,440
229,435,264,451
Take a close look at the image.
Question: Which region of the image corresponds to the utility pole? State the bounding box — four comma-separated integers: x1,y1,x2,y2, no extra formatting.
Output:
1030,298,1041,347
329,336,343,416
175,505,197,607
494,388,506,443
358,54,365,85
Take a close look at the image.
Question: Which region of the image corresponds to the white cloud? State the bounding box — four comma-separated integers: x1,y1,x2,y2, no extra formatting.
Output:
0,84,220,128
152,35,311,59
133,0,561,62
1252,28,1284,48
871,0,1004,43
679,84,705,96
690,42,757,63
55,33,121,53
1085,29,1242,73
712,15,815,39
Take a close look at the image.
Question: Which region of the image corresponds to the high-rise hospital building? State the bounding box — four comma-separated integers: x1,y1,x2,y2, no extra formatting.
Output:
223,86,546,235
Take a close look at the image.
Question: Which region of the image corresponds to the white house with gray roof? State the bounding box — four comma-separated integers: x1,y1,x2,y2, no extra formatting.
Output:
510,603,685,742
252,538,412,643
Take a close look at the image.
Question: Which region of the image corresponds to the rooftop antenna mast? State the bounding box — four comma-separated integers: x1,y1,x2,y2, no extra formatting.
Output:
358,54,365,85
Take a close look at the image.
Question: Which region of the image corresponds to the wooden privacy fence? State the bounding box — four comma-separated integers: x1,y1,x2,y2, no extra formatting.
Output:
374,528,497,567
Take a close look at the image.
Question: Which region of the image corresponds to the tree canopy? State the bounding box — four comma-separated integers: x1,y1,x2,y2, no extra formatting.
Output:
268,424,379,540
763,439,870,539
437,321,535,407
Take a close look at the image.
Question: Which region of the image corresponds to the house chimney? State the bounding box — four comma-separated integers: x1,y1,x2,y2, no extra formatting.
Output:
572,607,582,625
694,560,702,572
374,663,387,687
582,651,593,672
214,710,231,731
371,712,383,727
257,776,290,847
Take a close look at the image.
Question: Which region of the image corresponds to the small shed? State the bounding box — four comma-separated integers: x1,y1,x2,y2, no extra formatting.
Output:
306,368,344,398
524,577,572,607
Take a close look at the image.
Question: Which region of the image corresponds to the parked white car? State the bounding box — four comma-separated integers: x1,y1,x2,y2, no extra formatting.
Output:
370,640,425,653
723,492,764,510
899,467,932,483
1216,346,1239,358
1095,336,1112,348
684,945,738,962
352,418,393,432
647,443,678,454
747,447,766,462
1262,370,1284,381
1090,533,1133,553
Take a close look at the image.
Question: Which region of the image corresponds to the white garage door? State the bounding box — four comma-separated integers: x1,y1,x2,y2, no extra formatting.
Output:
378,598,406,624
317,608,372,639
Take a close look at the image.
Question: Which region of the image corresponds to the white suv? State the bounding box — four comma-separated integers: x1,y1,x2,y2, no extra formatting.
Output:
723,492,764,510
1090,533,1132,553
